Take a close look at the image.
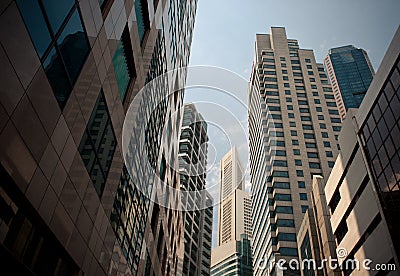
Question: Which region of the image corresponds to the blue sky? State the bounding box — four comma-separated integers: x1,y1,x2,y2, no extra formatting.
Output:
184,0,400,248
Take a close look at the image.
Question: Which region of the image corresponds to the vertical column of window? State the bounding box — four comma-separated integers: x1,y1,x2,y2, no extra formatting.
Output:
112,25,137,102
16,0,90,109
135,0,151,46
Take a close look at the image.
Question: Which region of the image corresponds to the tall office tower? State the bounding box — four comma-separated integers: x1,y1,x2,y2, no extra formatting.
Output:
324,45,375,120
0,0,197,275
248,27,342,275
211,234,253,276
218,147,252,245
323,27,400,274
178,103,213,276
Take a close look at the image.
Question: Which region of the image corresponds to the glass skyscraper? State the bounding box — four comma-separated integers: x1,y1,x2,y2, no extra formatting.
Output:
324,45,375,120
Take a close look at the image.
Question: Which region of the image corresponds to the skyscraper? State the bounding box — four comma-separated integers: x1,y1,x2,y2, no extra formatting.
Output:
324,45,375,120
178,103,213,276
218,147,252,245
0,0,197,275
248,27,341,275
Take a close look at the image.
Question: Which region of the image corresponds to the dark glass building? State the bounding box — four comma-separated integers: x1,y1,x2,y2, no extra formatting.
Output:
0,0,198,275
325,45,375,120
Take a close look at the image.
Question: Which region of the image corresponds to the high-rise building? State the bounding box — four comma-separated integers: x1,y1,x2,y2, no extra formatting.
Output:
323,26,400,274
211,234,253,276
324,45,375,120
248,27,342,275
178,103,213,276
218,147,252,245
0,0,197,275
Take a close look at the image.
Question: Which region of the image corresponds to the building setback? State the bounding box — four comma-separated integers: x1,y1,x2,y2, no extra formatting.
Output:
248,27,342,275
324,45,375,120
178,103,213,276
323,27,400,275
0,0,197,275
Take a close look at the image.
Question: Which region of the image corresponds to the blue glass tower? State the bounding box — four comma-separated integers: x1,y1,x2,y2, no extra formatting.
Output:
325,45,375,120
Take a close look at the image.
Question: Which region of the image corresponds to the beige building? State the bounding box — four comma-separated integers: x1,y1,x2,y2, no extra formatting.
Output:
248,27,341,275
297,176,341,276
218,147,252,245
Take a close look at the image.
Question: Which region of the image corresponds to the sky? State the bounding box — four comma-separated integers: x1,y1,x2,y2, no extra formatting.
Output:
183,0,400,248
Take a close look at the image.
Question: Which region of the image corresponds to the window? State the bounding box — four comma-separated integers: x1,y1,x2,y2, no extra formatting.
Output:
274,182,290,189
286,97,292,102
263,58,275,63
327,102,337,107
17,0,90,109
306,65,312,69
264,64,276,69
314,99,321,104
325,94,335,99
288,113,294,118
281,63,287,68
265,77,277,82
283,76,289,80
307,152,318,158
322,132,328,138
293,72,303,77
298,181,306,188
276,206,293,214
304,133,315,139
113,24,137,102
280,247,298,256
302,124,313,130
310,77,315,82
329,109,339,115
280,57,286,61
285,90,291,95
328,161,335,168
79,91,117,198
295,159,302,166
292,139,299,145
268,106,281,111
300,193,308,200
282,69,288,74
277,219,295,227
293,149,300,155
265,71,277,75
316,106,322,112
318,115,324,120
289,122,296,127
135,0,151,45
324,141,331,148
306,143,316,148
330,191,341,213
326,151,333,157
311,84,317,89
278,233,296,241
301,205,309,213
333,126,342,132
287,105,293,110
297,93,306,98
284,83,290,87
266,91,279,96
335,221,348,243
331,118,341,123
273,160,288,167
273,150,287,156
296,170,304,177
320,123,327,129
301,116,311,122
275,194,292,201
298,100,308,105
291,130,298,136
273,171,289,178
309,162,321,169
305,58,311,63
308,71,314,75
300,108,310,113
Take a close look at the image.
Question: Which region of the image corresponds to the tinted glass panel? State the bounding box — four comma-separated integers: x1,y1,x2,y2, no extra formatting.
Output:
42,0,74,33
43,47,72,108
57,9,89,83
17,0,52,58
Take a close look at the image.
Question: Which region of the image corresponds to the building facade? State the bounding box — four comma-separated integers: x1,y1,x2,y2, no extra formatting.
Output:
178,103,213,276
324,26,400,275
248,27,342,275
324,45,375,120
0,0,197,275
218,147,252,246
211,234,253,276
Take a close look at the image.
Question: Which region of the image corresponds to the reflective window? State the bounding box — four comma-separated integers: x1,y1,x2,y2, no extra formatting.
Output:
16,0,52,57
135,0,150,45
79,91,117,198
42,0,74,33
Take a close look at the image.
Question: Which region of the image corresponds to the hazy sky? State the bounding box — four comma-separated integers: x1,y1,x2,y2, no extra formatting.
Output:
184,0,400,248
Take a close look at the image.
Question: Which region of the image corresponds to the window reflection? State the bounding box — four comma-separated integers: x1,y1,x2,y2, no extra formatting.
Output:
41,0,74,33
